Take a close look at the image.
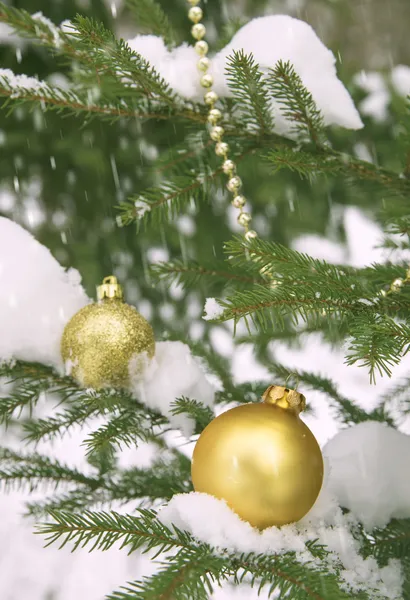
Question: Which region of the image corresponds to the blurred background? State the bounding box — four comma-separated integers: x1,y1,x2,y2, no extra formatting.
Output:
1,0,410,598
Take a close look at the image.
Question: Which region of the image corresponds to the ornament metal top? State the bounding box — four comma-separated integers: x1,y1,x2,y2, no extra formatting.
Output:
61,275,155,390
191,385,324,529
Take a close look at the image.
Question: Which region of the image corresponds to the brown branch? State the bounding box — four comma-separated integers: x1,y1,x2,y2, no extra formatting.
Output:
227,297,357,317
0,88,206,124
236,559,325,600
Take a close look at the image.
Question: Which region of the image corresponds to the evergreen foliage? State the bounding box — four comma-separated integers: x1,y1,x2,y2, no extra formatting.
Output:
0,0,410,598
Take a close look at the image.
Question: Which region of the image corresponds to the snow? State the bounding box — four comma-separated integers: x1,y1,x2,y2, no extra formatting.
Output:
0,23,24,48
391,64,410,97
131,341,216,437
355,64,410,122
323,421,410,529
212,16,363,134
0,68,49,96
203,297,225,320
0,217,89,369
127,36,200,99
159,487,403,599
127,15,363,137
32,11,62,48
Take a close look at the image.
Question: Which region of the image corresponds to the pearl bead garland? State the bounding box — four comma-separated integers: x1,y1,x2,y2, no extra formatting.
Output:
187,1,257,240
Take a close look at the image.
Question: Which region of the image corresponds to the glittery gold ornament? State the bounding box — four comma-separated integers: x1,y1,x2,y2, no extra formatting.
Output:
191,385,323,529
61,276,155,390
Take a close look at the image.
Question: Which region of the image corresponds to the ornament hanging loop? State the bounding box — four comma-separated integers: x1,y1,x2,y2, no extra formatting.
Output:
285,372,300,391
262,385,306,414
97,275,124,301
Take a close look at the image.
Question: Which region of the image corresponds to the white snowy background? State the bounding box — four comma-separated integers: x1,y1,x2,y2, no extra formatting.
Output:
1,1,410,599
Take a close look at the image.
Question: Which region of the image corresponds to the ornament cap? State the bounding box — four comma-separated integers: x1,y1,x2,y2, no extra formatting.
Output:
262,385,306,414
97,276,124,301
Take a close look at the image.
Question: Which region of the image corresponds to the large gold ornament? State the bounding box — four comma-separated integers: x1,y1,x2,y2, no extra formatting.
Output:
191,386,324,529
61,276,155,389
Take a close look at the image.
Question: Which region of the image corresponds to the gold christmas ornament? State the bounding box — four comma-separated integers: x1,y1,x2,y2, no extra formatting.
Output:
61,276,155,390
191,385,324,529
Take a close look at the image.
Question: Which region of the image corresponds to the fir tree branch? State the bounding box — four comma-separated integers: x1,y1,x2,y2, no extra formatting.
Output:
37,508,194,554
82,407,165,458
38,509,368,599
0,80,189,123
111,454,192,502
346,314,410,383
226,51,274,135
0,448,101,492
215,284,361,330
225,238,362,295
0,361,72,424
268,60,325,143
107,549,226,600
121,143,257,226
361,519,410,599
126,0,175,47
23,401,104,443
266,146,342,178
171,397,214,433
0,6,176,104
151,259,265,290
27,488,113,518
120,175,211,226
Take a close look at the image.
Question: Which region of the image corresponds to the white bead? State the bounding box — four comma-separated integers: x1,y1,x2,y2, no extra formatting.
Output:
215,142,229,156
188,6,203,23
195,40,209,56
200,74,213,88
223,159,236,175
191,23,206,40
204,91,218,105
210,126,224,141
232,195,245,208
208,108,222,125
227,176,242,193
197,57,210,72
238,212,252,227
245,230,258,240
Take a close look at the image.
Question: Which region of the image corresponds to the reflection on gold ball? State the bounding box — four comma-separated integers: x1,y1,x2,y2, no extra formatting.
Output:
192,386,323,529
61,276,155,389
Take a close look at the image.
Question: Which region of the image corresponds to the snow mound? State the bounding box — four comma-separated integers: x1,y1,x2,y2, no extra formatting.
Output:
354,64,410,122
0,217,89,368
127,15,363,137
159,489,403,599
130,341,215,437
323,420,410,529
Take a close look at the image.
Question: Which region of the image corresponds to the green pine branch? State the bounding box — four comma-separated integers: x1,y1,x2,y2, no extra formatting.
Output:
151,259,265,291
0,448,101,492
361,519,410,598
37,509,372,599
224,237,361,294
226,50,274,134
268,60,325,143
126,0,175,47
0,361,73,424
119,174,216,227
82,407,166,458
107,549,226,600
0,73,196,124
346,314,410,383
111,455,192,502
171,397,214,433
